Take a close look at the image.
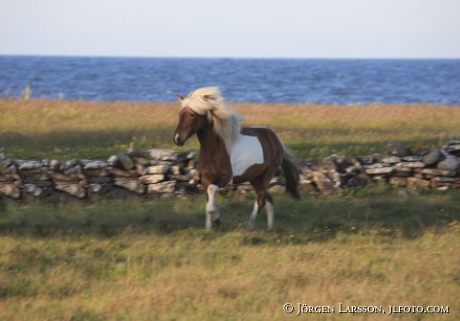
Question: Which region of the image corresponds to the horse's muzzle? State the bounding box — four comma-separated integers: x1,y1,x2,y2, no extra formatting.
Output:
173,133,185,146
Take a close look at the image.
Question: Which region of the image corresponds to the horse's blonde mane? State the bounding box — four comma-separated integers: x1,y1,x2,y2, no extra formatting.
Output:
180,87,242,152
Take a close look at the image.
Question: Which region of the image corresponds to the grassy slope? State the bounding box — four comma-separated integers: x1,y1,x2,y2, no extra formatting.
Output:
1,100,460,320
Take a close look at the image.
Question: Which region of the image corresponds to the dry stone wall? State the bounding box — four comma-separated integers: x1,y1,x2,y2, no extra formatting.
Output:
0,149,199,201
1,136,460,201
300,136,460,196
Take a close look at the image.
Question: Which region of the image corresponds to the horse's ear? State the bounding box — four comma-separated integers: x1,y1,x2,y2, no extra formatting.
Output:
177,94,185,101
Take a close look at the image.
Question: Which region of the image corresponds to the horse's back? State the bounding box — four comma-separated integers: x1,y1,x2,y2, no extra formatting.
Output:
241,127,284,162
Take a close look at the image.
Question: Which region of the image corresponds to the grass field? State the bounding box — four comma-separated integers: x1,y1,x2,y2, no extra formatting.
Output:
1,99,460,320
2,99,460,159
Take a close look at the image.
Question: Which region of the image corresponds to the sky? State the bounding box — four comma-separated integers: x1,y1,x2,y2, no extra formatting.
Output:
1,0,460,58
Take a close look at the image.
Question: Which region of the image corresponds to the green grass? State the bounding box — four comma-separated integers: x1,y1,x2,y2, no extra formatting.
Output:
1,188,459,320
1,99,460,320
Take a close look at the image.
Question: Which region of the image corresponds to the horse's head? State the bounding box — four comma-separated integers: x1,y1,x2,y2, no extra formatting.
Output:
173,95,208,146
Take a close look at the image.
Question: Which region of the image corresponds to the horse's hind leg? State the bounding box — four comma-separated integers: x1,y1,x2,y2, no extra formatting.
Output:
248,199,260,229
205,184,221,229
265,193,274,230
247,189,275,230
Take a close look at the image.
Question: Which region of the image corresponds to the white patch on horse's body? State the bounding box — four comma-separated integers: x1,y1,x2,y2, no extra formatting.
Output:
230,134,264,177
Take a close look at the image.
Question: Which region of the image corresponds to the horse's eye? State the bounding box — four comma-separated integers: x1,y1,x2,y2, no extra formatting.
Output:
190,113,197,117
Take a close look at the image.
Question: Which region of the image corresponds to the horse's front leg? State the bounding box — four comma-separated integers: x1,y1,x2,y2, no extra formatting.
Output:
205,184,221,229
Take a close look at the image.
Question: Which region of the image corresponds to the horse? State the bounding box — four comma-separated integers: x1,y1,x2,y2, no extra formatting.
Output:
173,87,301,230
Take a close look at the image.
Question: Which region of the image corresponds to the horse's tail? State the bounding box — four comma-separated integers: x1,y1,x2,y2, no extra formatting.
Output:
281,148,302,200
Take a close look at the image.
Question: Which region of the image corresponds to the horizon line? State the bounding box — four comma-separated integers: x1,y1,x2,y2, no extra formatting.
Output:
1,53,460,60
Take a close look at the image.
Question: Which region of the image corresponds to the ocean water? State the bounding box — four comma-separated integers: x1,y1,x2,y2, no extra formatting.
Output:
0,56,459,104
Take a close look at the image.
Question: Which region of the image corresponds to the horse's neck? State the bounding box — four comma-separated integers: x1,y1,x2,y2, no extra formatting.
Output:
197,122,229,159
196,120,234,187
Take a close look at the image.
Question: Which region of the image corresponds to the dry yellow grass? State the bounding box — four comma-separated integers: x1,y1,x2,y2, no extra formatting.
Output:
0,227,458,320
1,99,460,159
3,99,458,129
0,100,176,133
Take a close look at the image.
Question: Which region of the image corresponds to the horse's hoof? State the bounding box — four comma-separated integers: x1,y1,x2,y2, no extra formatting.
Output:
243,221,254,230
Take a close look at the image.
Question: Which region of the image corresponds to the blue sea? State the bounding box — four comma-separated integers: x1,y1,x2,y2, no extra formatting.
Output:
0,56,459,104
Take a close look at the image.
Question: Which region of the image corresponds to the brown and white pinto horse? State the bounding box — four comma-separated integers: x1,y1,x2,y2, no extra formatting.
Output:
173,87,301,230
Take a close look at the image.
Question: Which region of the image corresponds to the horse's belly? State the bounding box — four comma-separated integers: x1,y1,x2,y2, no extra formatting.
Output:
230,134,264,177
